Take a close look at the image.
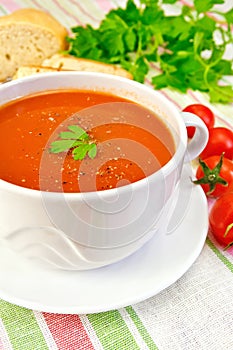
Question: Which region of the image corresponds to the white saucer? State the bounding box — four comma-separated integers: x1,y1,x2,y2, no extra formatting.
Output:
0,165,208,314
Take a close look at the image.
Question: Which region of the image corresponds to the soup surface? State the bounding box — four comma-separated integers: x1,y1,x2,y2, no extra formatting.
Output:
0,90,175,192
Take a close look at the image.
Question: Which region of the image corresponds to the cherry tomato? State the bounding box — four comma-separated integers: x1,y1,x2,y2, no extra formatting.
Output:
209,192,233,249
182,104,215,138
200,127,233,160
194,154,233,197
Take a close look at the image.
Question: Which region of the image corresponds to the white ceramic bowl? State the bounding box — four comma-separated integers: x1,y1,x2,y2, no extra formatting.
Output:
0,72,208,269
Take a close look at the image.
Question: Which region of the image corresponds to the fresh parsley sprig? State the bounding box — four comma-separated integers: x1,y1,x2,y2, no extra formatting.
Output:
66,0,233,103
50,125,97,160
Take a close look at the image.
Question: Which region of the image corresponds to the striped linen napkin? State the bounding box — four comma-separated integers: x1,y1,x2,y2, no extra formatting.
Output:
0,1,233,349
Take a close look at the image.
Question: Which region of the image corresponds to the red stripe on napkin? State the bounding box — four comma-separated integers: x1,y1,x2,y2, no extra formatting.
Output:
43,313,94,350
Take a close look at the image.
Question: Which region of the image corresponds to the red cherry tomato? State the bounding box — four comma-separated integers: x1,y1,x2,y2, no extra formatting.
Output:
195,155,233,197
182,104,215,138
200,127,233,160
209,192,233,249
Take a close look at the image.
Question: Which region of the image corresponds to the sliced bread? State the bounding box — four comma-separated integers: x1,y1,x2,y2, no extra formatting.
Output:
42,54,133,79
0,9,68,81
12,54,133,80
12,65,64,80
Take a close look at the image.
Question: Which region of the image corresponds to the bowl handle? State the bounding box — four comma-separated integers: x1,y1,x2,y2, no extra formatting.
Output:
181,111,209,162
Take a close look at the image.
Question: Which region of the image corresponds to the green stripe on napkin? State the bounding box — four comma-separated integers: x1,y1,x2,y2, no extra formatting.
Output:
0,300,49,350
0,5,7,15
126,306,159,350
88,310,141,349
207,238,233,273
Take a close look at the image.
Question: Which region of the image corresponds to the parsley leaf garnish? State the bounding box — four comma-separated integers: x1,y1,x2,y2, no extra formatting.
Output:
50,125,97,160
66,0,233,103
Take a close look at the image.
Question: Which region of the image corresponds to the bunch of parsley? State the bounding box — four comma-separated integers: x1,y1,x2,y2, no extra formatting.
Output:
66,0,233,103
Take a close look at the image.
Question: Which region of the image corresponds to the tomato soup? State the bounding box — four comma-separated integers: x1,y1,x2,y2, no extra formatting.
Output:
0,90,175,192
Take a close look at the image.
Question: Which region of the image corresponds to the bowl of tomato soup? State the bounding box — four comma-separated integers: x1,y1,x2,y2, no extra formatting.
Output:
0,72,208,269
